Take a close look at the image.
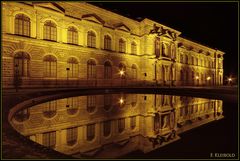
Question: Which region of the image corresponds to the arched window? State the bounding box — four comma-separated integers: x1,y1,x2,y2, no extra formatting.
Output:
43,55,57,77
15,14,30,36
67,57,79,78
104,94,112,111
87,95,96,113
44,20,57,41
66,127,77,146
155,38,160,57
131,41,137,54
66,97,79,115
104,61,112,79
103,120,111,137
87,31,96,48
67,26,78,44
180,54,183,63
14,52,30,77
43,100,57,118
104,35,111,50
132,64,137,79
119,38,126,53
87,59,96,79
87,124,95,141
118,118,125,133
43,131,56,148
14,108,29,122
130,116,136,130
119,63,126,79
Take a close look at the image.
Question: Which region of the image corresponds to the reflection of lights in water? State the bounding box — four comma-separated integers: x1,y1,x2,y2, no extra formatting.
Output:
207,76,211,80
119,70,124,76
119,98,124,104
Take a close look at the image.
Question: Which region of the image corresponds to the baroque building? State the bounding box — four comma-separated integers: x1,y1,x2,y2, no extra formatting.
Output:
10,94,223,158
2,2,224,88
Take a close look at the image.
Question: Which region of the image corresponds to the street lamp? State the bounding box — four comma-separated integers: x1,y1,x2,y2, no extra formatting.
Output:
228,77,232,86
195,76,199,86
207,76,211,86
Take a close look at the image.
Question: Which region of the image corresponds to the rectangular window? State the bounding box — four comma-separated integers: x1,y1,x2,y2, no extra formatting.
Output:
103,120,111,137
118,118,125,133
130,116,136,129
42,131,56,148
87,124,95,141
66,127,77,145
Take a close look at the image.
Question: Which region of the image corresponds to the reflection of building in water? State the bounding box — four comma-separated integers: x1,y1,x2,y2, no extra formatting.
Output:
11,94,223,158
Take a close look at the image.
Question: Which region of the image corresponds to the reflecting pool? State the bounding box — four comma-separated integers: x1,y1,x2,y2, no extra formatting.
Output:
10,94,223,158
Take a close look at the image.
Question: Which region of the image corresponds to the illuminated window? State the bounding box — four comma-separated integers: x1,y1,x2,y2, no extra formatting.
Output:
104,94,112,111
130,116,136,129
104,61,112,79
87,124,95,141
67,26,78,44
119,38,126,53
155,38,160,57
42,131,56,148
104,35,111,50
87,31,96,48
118,118,125,133
87,59,96,79
103,120,111,137
44,20,57,41
132,64,137,79
162,43,167,56
15,14,30,36
43,55,57,77
66,127,78,146
67,57,79,78
131,41,137,54
87,95,96,113
43,100,57,118
14,52,30,77
66,97,79,115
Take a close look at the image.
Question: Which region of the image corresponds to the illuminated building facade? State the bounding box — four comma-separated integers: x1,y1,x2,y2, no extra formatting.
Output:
10,94,223,158
2,2,224,88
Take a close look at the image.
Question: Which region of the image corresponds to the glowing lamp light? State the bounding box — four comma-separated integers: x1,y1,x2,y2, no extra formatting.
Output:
119,98,124,104
207,76,211,80
228,78,232,81
195,76,199,80
119,70,124,76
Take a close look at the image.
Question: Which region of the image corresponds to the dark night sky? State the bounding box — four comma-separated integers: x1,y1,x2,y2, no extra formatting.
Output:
90,2,238,78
